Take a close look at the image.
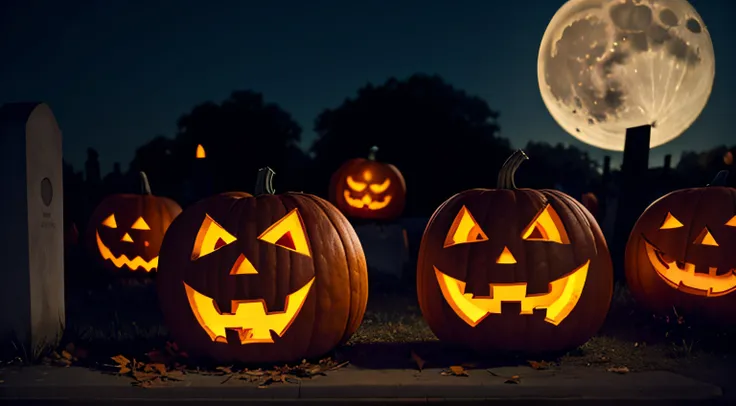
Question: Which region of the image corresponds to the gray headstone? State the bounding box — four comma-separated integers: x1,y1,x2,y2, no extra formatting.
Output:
0,102,64,359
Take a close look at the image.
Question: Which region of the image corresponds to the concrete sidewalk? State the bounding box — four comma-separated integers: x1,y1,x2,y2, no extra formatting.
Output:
0,364,724,404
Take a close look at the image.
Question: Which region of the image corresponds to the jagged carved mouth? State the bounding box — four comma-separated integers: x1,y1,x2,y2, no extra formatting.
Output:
643,238,736,297
434,260,590,327
183,278,314,344
96,231,158,272
343,190,392,210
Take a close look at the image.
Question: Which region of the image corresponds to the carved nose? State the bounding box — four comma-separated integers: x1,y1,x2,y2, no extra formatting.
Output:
496,246,517,264
693,227,719,246
121,233,134,243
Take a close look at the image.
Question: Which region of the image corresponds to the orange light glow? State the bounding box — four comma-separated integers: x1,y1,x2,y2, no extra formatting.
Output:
183,277,314,344
343,190,392,210
257,209,312,257
434,260,590,327
644,239,736,297
96,231,158,272
196,144,206,159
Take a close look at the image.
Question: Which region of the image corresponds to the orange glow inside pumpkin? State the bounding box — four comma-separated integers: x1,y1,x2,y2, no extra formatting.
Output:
196,144,206,159
184,208,315,344
96,214,158,272
343,171,392,210
435,204,590,326
642,212,736,297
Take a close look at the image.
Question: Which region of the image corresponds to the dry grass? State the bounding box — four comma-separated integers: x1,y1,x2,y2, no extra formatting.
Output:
3,266,733,380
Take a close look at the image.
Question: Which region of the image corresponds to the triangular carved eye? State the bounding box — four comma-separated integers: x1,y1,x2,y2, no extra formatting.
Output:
258,209,312,257
660,212,684,229
131,217,150,230
102,214,117,228
521,204,569,244
726,215,736,227
191,214,237,260
444,206,488,248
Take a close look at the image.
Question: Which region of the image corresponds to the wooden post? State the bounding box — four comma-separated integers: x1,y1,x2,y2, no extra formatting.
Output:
0,103,65,360
612,125,651,281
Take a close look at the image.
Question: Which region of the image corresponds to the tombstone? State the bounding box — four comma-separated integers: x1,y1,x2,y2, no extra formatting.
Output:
0,102,64,359
353,222,409,280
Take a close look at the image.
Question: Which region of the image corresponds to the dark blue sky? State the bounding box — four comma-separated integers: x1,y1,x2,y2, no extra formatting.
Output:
2,0,734,175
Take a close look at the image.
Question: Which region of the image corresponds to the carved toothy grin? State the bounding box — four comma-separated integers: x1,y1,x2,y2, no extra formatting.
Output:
343,190,392,210
183,277,314,344
434,260,590,327
96,231,158,272
643,239,736,297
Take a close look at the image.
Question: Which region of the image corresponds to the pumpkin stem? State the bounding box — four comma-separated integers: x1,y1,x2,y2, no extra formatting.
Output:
139,172,152,195
707,170,729,187
368,146,379,161
497,149,529,190
255,167,276,195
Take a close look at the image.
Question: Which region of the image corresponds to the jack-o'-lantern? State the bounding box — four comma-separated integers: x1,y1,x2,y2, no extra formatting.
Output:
156,167,369,364
625,170,736,324
329,146,406,220
86,172,182,274
417,150,613,353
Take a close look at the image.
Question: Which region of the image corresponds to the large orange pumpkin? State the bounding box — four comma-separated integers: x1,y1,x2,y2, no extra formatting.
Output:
86,172,182,274
156,167,369,364
625,170,736,324
417,150,613,353
329,146,406,221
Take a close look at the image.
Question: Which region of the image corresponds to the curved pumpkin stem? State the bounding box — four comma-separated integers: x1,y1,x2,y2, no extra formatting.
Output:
707,170,729,187
368,145,379,161
139,172,152,195
497,149,529,190
255,167,276,195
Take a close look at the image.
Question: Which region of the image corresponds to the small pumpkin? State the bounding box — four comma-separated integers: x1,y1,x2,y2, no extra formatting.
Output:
625,170,736,324
86,172,182,274
329,146,406,221
156,167,369,364
417,150,613,354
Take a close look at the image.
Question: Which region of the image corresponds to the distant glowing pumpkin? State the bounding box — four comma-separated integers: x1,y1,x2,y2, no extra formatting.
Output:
329,146,406,220
86,172,182,274
625,170,736,323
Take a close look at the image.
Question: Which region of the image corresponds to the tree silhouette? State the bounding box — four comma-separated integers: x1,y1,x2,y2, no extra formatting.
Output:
311,73,511,217
516,141,601,196
675,145,735,188
128,135,179,197
174,91,306,196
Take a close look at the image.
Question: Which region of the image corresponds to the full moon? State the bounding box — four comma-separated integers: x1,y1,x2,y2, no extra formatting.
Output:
537,0,715,151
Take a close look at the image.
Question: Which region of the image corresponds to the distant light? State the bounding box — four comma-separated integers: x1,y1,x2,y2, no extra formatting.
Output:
725,151,733,166
196,144,206,159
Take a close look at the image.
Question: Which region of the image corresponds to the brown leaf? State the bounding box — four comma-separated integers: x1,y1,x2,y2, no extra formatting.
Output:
119,366,131,375
607,366,630,374
527,360,550,370
111,355,130,367
216,366,233,375
410,351,425,372
442,366,469,377
132,371,160,382
150,363,167,375
505,375,521,384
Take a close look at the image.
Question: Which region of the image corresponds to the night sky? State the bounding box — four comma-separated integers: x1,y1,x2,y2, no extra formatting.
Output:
2,0,734,175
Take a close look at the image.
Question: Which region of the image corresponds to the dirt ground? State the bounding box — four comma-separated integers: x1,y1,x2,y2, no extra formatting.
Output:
3,260,733,389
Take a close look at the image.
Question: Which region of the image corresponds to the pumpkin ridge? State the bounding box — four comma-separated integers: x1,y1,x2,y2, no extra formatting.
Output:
303,193,368,346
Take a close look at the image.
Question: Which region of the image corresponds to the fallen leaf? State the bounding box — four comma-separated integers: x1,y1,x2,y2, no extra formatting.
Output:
441,366,469,377
607,366,630,374
111,355,131,367
216,366,234,375
527,360,550,370
150,363,167,375
505,375,521,384
119,366,131,375
488,369,521,383
410,350,425,371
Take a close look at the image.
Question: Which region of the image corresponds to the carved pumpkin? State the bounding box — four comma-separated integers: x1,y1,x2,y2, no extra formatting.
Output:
625,170,736,324
86,172,182,274
329,146,406,220
417,150,613,353
156,167,369,364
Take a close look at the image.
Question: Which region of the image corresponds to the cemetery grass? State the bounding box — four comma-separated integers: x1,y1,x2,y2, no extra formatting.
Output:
8,262,733,378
